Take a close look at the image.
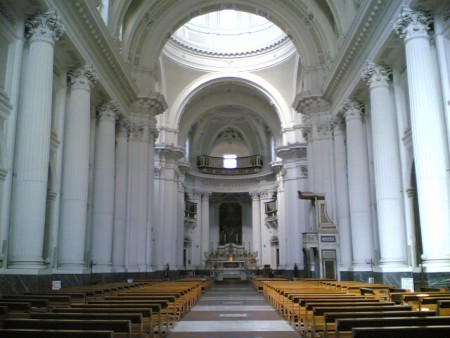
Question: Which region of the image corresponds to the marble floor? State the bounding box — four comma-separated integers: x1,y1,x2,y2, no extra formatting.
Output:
167,279,300,338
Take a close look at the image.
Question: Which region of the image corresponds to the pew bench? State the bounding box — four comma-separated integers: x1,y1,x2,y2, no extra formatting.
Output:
2,294,71,308
29,312,144,337
50,306,152,334
334,315,450,338
303,300,391,335
438,300,450,316
306,304,410,338
0,299,48,312
0,301,31,316
351,325,450,338
0,329,114,337
90,298,174,328
321,310,436,338
0,318,132,338
80,302,163,337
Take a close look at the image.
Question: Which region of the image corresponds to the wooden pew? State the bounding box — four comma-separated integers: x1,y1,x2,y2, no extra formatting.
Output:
50,306,152,333
77,302,163,337
438,300,450,316
0,318,132,338
25,292,87,305
352,325,450,338
304,301,392,335
300,298,382,329
0,299,48,312
0,301,31,316
0,329,114,337
322,310,436,338
307,304,410,338
334,316,450,338
29,312,144,337
2,294,71,308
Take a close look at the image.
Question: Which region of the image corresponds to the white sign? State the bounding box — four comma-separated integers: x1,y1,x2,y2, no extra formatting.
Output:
401,277,414,292
52,280,61,290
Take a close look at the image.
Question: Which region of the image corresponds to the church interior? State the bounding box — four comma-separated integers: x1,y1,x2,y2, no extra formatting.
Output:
0,1,449,333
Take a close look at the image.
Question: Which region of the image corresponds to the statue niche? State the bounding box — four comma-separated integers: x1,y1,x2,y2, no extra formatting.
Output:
219,202,242,245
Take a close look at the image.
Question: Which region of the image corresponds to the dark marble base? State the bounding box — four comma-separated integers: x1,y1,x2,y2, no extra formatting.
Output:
0,270,180,295
413,271,450,290
339,271,373,283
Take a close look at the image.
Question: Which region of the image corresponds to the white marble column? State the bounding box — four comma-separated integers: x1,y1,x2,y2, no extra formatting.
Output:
395,7,450,269
9,10,63,268
331,117,352,269
146,121,158,271
127,117,148,271
112,119,129,270
362,62,407,268
277,145,308,269
340,100,373,269
91,102,118,271
201,193,211,257
58,65,96,270
251,192,261,262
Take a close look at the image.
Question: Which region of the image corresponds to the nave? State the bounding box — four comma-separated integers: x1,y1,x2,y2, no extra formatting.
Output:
168,280,300,338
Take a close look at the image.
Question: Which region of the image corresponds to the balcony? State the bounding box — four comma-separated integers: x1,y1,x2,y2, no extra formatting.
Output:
197,155,263,175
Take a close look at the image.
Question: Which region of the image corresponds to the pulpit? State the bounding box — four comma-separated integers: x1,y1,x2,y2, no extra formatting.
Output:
205,243,258,280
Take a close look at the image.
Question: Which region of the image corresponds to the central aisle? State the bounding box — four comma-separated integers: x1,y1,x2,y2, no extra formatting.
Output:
167,280,300,338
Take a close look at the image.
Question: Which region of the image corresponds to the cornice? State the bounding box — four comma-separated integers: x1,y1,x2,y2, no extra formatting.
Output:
276,143,307,160
322,0,388,100
44,0,138,108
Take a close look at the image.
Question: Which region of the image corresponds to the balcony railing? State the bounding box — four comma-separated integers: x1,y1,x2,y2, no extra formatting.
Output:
197,155,263,175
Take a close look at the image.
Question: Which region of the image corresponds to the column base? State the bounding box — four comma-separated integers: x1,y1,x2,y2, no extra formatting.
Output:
7,259,47,269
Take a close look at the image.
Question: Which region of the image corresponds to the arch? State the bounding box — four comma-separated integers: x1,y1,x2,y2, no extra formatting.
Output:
122,0,337,73
171,72,291,133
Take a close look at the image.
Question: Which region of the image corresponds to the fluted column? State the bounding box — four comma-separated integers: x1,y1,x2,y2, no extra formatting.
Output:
91,102,118,271
362,62,407,268
127,117,148,271
331,117,352,269
201,193,211,257
394,7,450,269
147,121,158,270
112,119,129,269
9,10,64,268
58,65,96,270
340,100,373,269
251,192,261,263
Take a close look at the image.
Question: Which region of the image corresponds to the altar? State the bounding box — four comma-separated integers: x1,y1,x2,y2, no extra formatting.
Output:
205,243,258,280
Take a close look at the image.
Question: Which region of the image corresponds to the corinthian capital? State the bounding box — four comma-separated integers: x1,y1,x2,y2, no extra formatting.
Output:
339,100,365,121
25,9,64,43
68,65,97,89
362,62,392,88
394,7,433,40
97,101,120,122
